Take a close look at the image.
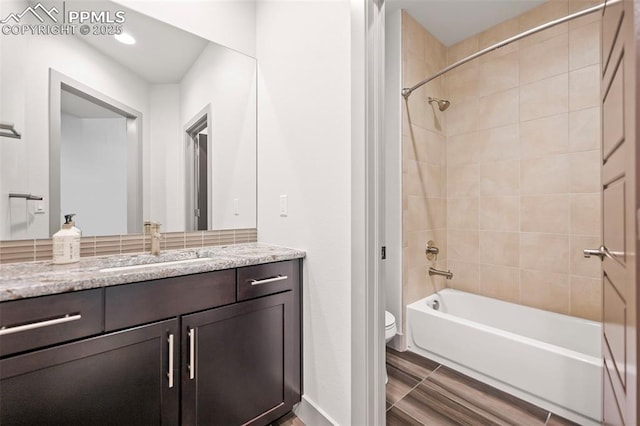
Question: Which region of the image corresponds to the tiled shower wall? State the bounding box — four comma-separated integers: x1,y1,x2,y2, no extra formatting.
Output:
401,12,448,325
402,0,603,322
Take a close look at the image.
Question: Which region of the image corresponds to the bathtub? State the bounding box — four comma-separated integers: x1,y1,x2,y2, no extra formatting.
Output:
407,289,602,426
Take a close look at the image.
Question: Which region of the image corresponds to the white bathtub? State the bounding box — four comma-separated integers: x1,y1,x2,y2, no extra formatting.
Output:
407,289,602,426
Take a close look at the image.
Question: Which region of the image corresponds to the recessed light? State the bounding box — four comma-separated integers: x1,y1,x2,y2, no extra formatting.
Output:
114,33,136,45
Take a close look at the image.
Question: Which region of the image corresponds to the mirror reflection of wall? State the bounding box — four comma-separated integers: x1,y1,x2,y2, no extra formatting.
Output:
0,0,257,240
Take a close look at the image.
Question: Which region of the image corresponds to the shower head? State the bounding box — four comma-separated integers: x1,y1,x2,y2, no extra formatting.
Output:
428,97,451,112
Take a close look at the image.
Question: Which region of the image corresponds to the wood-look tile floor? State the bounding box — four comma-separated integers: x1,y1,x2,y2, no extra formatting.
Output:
386,348,579,426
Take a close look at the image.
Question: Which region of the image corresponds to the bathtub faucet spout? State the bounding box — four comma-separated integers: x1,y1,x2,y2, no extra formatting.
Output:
429,267,453,280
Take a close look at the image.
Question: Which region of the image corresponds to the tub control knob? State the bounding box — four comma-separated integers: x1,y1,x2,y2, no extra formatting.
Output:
425,240,439,261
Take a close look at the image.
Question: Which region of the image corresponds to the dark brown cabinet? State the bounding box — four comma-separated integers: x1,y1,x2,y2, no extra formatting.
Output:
0,319,179,426
0,259,301,426
182,291,296,425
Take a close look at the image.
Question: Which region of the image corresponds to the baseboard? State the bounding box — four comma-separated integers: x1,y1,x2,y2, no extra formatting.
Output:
293,395,338,426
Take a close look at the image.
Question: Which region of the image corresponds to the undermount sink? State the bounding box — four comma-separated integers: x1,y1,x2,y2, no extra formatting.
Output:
99,257,212,273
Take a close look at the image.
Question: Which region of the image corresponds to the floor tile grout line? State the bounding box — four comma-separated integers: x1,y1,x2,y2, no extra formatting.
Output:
387,364,442,413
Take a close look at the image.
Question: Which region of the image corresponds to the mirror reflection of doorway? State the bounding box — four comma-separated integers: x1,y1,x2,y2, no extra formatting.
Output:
185,109,210,231
60,90,128,235
49,70,143,238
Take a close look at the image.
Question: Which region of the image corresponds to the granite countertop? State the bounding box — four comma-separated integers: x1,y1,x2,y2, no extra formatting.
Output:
0,243,306,302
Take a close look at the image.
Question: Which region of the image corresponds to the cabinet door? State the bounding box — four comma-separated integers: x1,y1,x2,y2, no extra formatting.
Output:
0,319,179,426
182,291,295,426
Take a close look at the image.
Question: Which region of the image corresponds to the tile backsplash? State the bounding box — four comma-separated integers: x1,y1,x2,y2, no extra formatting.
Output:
0,229,258,264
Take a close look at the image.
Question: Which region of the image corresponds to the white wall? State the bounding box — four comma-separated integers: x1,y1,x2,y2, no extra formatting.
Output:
256,1,352,424
148,84,180,230
60,114,128,235
180,43,257,230
115,0,256,58
384,10,403,348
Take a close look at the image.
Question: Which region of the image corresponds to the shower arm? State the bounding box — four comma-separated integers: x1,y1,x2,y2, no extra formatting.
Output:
401,0,611,100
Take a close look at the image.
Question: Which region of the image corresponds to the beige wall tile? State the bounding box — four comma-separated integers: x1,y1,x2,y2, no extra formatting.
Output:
446,63,479,100
447,36,479,65
570,193,601,236
479,196,520,231
405,196,444,231
479,88,519,129
521,194,570,234
402,12,426,62
448,164,480,197
520,233,570,273
404,126,445,164
570,235,602,278
519,33,568,85
520,114,569,158
569,107,600,152
405,161,442,198
570,150,600,193
448,198,479,230
519,1,569,47
520,74,569,122
406,265,431,305
478,125,519,162
479,231,520,267
479,17,520,50
479,264,520,303
424,31,447,75
521,155,570,194
448,229,479,262
478,52,519,97
570,275,601,321
569,21,600,70
569,0,601,14
480,160,520,196
520,269,570,314
569,64,600,111
447,132,479,166
446,97,479,136
447,260,480,293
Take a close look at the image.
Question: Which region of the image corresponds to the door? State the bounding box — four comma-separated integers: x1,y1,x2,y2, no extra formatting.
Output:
596,0,638,424
0,319,179,426
181,291,296,426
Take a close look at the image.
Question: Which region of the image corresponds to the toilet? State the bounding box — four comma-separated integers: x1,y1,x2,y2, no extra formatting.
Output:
385,311,397,343
385,311,397,384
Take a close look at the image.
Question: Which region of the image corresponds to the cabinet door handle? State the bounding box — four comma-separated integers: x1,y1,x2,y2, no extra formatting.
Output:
0,313,81,336
188,328,196,380
167,333,174,388
250,275,288,286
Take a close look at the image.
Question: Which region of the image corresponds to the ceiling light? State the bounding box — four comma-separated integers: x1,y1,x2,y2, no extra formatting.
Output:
114,33,136,45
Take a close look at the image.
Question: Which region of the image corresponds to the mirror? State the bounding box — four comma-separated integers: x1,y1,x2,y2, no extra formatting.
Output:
0,0,257,240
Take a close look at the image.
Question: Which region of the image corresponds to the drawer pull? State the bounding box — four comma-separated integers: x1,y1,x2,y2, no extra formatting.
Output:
167,333,175,388
250,275,288,286
188,328,196,380
0,313,82,336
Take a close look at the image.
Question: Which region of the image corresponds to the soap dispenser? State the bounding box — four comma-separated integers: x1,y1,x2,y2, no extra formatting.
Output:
52,214,82,264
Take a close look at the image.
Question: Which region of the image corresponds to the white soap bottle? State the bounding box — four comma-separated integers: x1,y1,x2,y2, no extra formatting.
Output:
52,214,82,264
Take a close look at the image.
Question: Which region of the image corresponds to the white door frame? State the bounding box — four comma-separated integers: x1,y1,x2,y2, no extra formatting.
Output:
351,0,386,424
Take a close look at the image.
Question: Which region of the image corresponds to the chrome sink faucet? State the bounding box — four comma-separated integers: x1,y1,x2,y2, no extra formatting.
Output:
144,221,162,255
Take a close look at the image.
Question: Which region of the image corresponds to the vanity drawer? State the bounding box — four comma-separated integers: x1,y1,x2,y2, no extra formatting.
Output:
105,269,236,331
0,289,104,357
237,260,298,301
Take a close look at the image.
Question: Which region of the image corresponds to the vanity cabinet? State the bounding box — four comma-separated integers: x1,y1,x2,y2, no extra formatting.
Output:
0,319,179,425
0,259,302,426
